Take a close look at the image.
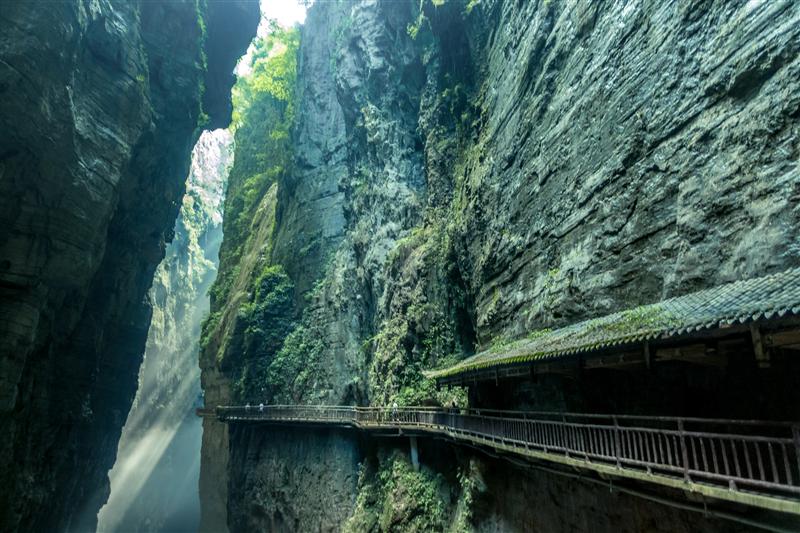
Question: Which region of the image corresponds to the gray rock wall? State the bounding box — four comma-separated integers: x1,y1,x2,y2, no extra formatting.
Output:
228,426,360,533
0,2,256,531
211,0,800,531
458,0,800,343
472,456,751,533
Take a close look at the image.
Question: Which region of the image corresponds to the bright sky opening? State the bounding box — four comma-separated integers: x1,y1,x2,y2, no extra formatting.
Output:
260,0,308,33
236,0,308,77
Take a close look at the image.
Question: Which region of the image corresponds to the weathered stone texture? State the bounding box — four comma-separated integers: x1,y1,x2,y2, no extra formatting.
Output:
0,2,256,531
212,0,800,531
459,0,800,343
228,426,360,533
473,456,752,533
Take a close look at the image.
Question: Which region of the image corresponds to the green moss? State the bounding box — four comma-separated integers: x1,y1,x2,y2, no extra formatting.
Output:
197,110,210,128
199,310,222,350
369,211,471,406
343,462,382,533
597,305,680,334
345,452,449,533
242,266,295,356
266,324,324,403
407,0,441,40
464,0,480,14
379,457,447,532
449,461,482,533
407,0,425,40
230,265,296,402
433,301,688,379
487,326,553,354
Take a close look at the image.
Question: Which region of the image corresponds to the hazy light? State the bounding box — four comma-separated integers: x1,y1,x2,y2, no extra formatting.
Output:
261,0,307,30
96,130,232,533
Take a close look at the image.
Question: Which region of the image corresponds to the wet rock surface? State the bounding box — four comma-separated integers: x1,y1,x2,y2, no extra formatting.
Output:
473,456,751,533
0,2,256,531
228,426,360,533
457,0,800,343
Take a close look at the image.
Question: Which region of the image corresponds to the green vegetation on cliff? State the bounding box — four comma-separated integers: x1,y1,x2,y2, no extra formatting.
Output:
369,224,470,407
209,23,300,310
205,0,800,531
200,23,301,403
345,451,449,533
233,265,296,401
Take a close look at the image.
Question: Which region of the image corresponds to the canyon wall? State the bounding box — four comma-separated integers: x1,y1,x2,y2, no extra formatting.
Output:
202,0,800,531
0,2,256,531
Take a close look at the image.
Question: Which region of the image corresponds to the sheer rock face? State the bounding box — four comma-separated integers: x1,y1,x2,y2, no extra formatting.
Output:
217,1,428,529
472,455,750,533
458,0,800,344
227,426,361,533
211,0,800,531
0,2,256,531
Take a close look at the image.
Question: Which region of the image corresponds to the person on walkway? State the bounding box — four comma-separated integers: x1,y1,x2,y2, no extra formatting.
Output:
245,403,251,411
392,401,398,421
259,402,264,412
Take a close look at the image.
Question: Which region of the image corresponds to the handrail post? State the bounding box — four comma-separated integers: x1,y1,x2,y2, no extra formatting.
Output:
678,419,690,483
522,413,527,442
793,424,800,486
613,415,621,469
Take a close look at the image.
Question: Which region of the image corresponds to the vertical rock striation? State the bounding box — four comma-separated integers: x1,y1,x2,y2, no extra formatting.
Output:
0,2,257,531
205,0,800,531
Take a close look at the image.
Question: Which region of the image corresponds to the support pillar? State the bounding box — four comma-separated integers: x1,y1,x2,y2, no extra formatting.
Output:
750,324,770,368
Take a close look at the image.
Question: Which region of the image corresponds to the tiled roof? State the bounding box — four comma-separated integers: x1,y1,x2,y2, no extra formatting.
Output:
427,267,800,380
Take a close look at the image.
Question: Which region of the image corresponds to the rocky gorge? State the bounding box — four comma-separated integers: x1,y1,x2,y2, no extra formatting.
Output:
199,0,800,532
98,129,232,533
0,0,799,532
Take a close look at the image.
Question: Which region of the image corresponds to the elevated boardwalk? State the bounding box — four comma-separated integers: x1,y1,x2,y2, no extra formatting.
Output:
207,405,800,516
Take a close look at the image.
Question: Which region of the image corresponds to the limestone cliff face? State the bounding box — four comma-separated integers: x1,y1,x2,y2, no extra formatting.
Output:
206,0,800,531
0,2,256,531
456,0,800,343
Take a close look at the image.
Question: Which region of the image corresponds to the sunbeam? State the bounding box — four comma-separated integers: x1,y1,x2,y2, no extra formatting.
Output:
97,130,233,532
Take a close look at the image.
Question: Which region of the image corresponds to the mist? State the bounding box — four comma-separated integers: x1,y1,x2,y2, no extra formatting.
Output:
97,130,233,533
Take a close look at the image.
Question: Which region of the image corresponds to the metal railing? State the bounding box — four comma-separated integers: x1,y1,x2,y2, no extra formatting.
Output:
216,405,800,502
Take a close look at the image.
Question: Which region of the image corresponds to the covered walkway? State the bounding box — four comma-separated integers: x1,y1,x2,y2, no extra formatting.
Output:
427,267,800,385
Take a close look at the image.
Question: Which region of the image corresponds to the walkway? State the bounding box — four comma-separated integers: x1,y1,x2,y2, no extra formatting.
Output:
207,405,800,515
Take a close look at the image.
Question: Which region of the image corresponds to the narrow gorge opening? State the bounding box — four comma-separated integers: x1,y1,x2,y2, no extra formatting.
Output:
97,129,232,533
96,3,308,531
